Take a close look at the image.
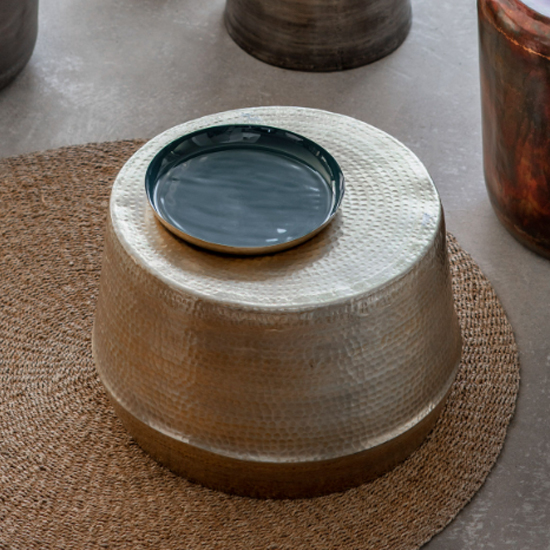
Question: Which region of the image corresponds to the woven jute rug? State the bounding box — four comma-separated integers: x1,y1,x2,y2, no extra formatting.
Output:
0,141,520,549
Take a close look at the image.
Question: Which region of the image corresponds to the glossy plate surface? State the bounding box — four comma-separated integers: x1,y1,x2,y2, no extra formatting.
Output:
145,124,344,254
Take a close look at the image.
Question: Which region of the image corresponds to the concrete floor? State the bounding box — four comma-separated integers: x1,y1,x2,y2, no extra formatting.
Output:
1,0,549,547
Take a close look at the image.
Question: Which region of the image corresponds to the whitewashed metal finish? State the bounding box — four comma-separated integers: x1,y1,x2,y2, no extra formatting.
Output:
93,107,461,468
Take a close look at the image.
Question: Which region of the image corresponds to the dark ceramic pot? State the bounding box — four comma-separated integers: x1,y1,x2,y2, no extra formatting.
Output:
225,0,412,72
479,0,550,257
0,0,38,89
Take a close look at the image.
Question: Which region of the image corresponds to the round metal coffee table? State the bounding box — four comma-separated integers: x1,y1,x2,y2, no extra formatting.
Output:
92,106,461,498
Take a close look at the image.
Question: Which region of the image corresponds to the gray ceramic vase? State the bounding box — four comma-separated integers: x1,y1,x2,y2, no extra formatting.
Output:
0,0,38,89
225,0,412,71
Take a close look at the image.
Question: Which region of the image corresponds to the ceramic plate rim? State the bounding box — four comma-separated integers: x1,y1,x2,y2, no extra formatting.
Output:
144,123,345,255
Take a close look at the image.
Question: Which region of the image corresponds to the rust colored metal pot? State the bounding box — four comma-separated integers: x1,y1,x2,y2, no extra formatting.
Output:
0,0,38,89
479,0,550,257
224,0,412,71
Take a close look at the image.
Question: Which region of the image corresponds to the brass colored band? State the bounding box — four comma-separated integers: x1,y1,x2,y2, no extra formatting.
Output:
106,386,449,499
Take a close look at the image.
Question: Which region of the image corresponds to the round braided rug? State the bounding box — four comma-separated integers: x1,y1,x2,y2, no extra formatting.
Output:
0,140,520,549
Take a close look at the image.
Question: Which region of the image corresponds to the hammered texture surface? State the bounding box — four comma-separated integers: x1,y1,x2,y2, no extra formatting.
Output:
92,107,462,462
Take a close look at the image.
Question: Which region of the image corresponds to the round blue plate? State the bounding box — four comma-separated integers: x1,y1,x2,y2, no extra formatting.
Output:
145,124,345,255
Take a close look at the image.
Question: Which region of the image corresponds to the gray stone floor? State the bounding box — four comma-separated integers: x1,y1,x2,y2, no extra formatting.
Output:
1,0,548,547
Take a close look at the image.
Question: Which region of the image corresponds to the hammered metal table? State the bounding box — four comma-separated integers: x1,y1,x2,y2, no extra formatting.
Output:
92,106,462,498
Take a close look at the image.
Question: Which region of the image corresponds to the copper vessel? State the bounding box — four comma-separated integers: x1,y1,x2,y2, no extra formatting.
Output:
479,0,550,257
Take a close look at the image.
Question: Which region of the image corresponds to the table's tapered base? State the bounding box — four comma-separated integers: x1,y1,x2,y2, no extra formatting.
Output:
106,384,448,499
